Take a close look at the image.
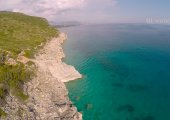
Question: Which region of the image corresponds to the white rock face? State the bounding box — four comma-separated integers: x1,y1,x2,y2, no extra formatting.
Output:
2,33,82,120
34,33,82,83
27,32,82,120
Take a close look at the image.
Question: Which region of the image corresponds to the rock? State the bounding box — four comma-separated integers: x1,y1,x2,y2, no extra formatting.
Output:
85,104,93,110
17,55,30,64
1,32,82,120
5,58,17,65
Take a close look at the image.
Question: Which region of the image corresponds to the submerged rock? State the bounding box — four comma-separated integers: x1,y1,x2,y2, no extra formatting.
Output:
85,104,93,110
117,104,135,113
127,84,148,92
112,83,124,88
142,116,155,120
134,115,155,120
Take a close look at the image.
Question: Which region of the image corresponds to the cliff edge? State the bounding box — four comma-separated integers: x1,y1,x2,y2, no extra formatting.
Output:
0,11,82,120
2,32,82,120
27,32,82,119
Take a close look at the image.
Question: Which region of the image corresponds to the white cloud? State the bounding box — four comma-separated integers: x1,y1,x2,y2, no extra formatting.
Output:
0,0,85,20
35,0,84,11
0,0,117,22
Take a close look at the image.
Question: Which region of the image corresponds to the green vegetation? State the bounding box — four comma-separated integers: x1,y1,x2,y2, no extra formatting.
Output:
0,11,58,57
0,108,7,117
0,11,58,117
0,63,33,100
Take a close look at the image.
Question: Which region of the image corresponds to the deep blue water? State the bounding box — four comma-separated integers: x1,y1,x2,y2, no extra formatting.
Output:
61,24,170,120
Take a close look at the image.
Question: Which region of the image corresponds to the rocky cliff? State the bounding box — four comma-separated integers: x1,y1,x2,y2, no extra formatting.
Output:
1,33,82,120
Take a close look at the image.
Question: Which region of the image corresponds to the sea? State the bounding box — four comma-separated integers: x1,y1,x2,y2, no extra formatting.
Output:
60,24,170,120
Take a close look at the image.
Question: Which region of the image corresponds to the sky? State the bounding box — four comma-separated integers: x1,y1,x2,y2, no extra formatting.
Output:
0,0,170,24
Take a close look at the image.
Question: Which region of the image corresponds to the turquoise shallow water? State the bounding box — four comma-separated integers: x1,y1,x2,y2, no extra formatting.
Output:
61,24,170,120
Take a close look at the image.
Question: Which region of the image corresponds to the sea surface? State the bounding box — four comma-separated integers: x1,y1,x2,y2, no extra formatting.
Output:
60,24,170,120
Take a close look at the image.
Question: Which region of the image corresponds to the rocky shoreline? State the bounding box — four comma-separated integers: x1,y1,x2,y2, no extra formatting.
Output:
2,33,82,120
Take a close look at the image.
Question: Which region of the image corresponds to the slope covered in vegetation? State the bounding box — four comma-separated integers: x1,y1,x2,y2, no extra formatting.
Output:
0,11,58,57
0,11,58,117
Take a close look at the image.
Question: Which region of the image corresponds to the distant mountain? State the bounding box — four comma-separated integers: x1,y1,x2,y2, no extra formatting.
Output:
51,21,82,28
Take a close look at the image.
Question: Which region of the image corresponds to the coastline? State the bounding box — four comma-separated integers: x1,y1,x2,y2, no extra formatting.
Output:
33,32,82,83
2,32,82,120
27,32,82,119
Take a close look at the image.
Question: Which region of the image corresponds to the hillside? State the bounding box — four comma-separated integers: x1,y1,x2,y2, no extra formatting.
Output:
0,11,58,117
0,11,58,56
